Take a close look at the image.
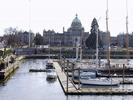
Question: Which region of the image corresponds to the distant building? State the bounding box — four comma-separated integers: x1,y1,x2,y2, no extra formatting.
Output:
117,33,125,47
99,31,109,49
43,15,113,50
110,36,117,47
117,32,133,48
17,31,34,46
43,14,89,47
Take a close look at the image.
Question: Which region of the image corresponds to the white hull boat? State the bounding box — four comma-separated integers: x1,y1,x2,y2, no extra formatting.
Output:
80,78,119,86
46,69,57,79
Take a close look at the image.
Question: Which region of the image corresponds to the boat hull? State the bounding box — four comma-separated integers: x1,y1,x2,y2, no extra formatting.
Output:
80,79,119,86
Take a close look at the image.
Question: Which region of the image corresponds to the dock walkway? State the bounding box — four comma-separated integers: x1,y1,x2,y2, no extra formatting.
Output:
53,61,80,94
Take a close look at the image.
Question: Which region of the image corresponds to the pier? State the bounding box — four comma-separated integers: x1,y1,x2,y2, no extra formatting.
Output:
53,60,133,95
53,61,80,94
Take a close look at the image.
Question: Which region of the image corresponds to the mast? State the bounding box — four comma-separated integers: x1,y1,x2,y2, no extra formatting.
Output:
76,39,79,60
80,28,83,61
48,38,50,59
126,0,129,64
106,0,110,68
28,0,31,47
96,22,99,68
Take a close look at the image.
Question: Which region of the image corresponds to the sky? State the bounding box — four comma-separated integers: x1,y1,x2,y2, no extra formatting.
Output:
0,0,133,36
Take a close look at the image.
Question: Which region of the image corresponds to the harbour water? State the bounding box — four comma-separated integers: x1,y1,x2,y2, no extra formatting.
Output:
0,59,133,100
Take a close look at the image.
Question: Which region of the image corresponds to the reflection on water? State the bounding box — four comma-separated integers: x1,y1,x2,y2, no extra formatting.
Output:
0,59,133,100
46,77,57,83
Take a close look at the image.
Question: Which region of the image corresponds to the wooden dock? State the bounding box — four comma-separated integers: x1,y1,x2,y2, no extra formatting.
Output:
53,60,133,95
53,61,80,94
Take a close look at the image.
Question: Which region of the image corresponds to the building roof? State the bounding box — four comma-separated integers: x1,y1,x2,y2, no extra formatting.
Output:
71,14,82,29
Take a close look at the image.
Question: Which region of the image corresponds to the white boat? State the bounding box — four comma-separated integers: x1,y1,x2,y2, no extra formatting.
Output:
80,78,119,86
46,69,57,79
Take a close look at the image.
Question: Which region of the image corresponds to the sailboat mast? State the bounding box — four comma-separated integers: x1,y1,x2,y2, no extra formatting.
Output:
126,0,129,63
106,0,110,67
28,0,31,48
96,24,99,68
49,38,50,59
80,30,83,61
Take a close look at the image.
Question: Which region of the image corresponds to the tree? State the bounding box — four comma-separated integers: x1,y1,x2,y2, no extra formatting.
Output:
4,27,18,47
86,18,103,49
34,33,43,45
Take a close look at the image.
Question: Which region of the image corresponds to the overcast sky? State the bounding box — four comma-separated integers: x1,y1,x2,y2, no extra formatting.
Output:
0,0,132,36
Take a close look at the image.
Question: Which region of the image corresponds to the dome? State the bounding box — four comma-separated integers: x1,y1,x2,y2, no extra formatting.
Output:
71,14,82,29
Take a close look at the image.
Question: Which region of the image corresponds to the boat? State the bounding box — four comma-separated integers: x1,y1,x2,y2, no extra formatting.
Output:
80,77,119,86
78,0,120,86
46,38,55,70
46,59,54,69
72,68,99,83
46,69,57,79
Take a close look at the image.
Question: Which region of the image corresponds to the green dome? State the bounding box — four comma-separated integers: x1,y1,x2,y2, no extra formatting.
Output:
71,14,82,29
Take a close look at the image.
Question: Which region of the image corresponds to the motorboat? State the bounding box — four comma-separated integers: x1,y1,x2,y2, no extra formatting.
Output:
46,69,57,79
46,59,54,69
80,77,119,86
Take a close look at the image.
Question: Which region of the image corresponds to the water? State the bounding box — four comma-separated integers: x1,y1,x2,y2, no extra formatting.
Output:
0,59,133,100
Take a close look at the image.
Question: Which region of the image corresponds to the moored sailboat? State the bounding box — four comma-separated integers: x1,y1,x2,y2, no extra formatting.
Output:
80,0,120,86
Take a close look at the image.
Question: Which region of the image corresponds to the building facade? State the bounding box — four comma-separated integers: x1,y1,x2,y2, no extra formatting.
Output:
43,15,89,47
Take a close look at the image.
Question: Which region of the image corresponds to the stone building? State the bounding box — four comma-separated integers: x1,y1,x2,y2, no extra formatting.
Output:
43,14,89,47
99,31,109,49
17,31,34,46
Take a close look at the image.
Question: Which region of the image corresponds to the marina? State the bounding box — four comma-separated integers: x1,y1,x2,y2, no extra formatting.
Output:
53,60,133,95
1,0,133,99
0,59,133,100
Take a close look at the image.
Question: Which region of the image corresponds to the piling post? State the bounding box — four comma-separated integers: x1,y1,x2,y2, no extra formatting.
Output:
62,57,65,71
123,64,125,83
78,67,80,90
108,59,111,78
66,60,69,93
72,63,75,81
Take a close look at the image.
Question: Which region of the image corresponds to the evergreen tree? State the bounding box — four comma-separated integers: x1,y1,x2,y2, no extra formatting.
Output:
86,18,103,49
34,33,43,45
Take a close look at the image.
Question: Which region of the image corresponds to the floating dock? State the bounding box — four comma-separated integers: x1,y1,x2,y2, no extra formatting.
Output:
29,69,46,72
53,61,133,95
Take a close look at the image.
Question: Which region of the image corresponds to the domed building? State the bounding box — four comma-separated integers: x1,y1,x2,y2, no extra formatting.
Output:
63,14,87,46
71,14,82,29
43,14,89,47
67,14,84,35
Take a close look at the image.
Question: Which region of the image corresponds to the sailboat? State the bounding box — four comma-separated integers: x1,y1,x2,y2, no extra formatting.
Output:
80,0,119,86
80,77,119,86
